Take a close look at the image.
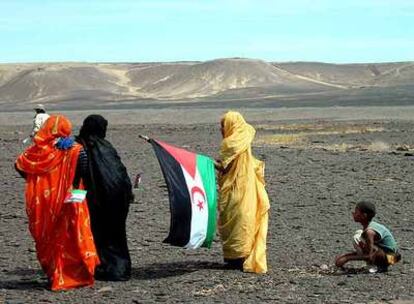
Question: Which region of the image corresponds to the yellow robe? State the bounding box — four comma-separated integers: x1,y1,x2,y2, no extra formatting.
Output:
218,111,270,274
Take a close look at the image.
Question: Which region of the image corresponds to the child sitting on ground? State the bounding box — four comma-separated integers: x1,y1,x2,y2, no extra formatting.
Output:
335,201,401,272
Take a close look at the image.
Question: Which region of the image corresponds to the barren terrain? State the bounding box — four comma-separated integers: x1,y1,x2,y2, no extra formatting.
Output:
1,59,413,109
1,107,414,303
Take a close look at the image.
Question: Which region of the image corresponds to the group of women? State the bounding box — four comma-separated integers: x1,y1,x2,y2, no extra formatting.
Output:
15,111,269,291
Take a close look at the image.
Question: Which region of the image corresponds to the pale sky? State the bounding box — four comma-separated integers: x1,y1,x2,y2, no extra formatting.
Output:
1,0,413,63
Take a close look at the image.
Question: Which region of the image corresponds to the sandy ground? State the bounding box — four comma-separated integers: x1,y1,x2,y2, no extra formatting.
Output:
1,108,414,303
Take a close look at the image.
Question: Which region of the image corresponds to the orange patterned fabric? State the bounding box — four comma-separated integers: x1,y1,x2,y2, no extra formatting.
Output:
16,115,100,291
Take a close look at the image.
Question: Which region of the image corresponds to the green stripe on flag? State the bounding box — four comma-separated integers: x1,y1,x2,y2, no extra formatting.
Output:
197,154,217,248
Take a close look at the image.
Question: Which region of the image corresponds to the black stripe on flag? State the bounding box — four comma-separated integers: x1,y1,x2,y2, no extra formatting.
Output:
150,139,192,246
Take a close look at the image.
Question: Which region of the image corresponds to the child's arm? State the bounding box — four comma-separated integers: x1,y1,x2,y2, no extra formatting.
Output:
362,229,377,263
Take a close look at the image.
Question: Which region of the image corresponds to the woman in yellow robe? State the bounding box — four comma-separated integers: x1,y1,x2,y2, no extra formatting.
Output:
216,111,270,274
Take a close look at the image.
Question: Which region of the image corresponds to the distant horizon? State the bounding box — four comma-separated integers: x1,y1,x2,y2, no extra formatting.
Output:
0,57,413,65
1,1,413,64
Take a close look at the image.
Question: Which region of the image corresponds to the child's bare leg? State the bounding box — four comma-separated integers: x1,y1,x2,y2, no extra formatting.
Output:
370,248,388,268
335,252,364,267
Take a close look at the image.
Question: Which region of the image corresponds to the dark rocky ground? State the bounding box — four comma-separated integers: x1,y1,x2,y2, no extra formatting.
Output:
0,117,414,303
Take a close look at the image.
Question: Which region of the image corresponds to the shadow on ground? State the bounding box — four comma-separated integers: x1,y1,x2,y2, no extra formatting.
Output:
132,261,224,280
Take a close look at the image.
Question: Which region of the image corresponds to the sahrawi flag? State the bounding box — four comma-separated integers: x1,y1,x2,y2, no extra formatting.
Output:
150,139,217,249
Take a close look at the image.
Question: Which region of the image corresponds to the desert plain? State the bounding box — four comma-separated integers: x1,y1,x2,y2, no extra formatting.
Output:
1,59,414,303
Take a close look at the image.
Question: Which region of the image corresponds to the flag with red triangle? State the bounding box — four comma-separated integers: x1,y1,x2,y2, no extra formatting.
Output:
150,139,217,248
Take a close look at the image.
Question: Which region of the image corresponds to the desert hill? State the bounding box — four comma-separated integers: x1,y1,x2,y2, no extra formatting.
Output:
0,58,413,108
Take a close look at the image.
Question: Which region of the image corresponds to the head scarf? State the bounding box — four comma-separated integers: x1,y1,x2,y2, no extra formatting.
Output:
79,114,108,140
219,111,256,169
76,114,133,205
16,115,72,174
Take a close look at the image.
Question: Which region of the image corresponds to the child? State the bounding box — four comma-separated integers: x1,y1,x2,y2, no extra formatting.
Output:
335,201,401,272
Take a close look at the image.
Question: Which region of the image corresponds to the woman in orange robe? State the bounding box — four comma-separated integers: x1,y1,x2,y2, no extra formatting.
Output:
15,115,100,291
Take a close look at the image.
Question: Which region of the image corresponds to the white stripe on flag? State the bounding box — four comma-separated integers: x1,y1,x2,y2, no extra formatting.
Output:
181,166,208,249
64,189,87,203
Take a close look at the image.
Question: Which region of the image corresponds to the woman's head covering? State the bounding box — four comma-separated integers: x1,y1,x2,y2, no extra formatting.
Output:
76,114,133,206
33,115,71,145
79,115,108,140
220,111,255,168
221,111,248,138
16,115,73,174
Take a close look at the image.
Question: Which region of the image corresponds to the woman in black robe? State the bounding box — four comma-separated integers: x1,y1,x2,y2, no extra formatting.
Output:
76,115,133,281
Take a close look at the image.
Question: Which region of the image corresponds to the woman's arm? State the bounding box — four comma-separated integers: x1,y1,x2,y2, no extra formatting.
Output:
14,163,26,179
214,159,223,172
73,148,88,188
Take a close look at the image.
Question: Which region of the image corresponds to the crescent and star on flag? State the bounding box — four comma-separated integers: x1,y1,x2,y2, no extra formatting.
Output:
191,186,206,211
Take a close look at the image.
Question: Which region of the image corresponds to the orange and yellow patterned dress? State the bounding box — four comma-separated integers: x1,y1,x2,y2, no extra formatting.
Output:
16,115,100,291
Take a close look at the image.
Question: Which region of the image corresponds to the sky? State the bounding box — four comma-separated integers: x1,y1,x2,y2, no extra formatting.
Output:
0,0,413,63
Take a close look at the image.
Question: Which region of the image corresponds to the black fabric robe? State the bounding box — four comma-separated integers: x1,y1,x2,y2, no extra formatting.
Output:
76,115,133,281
